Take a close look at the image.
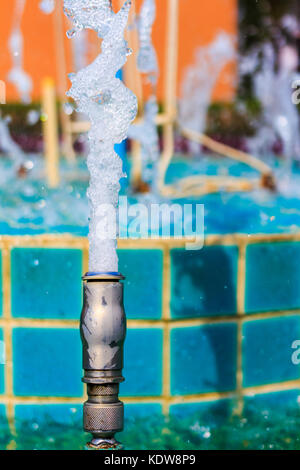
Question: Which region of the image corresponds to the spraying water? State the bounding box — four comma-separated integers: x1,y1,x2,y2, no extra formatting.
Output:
64,0,137,272
8,0,32,103
71,30,88,72
179,32,235,154
128,0,159,190
136,0,158,79
128,96,159,187
0,115,26,168
39,0,55,14
247,43,300,169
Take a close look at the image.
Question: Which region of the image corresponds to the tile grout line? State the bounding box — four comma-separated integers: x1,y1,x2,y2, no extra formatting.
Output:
237,241,246,315
1,231,300,249
234,241,247,414
82,244,89,402
82,243,89,276
0,378,299,406
2,240,16,441
162,246,171,414
0,308,299,329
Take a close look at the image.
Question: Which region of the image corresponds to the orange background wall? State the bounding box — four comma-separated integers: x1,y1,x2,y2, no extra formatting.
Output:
0,0,237,103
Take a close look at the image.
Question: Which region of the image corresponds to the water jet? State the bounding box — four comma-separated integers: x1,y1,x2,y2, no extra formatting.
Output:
64,0,137,448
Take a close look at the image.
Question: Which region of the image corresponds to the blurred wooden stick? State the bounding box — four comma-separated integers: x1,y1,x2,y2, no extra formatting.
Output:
180,126,274,178
120,0,145,189
42,77,60,188
53,0,75,162
158,0,179,192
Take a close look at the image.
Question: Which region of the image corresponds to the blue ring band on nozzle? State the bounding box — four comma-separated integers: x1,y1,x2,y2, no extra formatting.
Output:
82,272,125,281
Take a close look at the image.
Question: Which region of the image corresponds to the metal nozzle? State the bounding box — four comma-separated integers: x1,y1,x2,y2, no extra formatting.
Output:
80,272,126,449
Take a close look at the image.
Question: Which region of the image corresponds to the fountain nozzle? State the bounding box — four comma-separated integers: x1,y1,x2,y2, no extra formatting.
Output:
80,272,126,450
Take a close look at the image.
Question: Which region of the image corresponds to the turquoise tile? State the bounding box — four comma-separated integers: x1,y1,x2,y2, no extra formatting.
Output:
118,403,164,448
13,328,83,397
0,405,9,450
11,248,82,319
242,316,300,387
15,404,82,428
245,242,300,313
124,403,163,421
171,323,237,395
14,404,82,450
121,328,163,396
118,249,163,319
0,251,2,318
244,389,300,412
0,328,4,395
0,404,7,424
170,246,238,318
170,399,234,425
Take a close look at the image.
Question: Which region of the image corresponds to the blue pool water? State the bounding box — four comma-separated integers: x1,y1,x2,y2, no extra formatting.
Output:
1,399,300,450
1,153,300,450
0,154,300,236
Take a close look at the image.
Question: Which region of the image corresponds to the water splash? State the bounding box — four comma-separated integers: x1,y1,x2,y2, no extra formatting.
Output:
64,0,137,272
7,0,32,103
247,43,300,170
39,0,55,14
128,0,159,190
136,0,158,79
27,109,40,126
179,32,235,154
128,96,159,188
0,115,26,168
1,156,300,236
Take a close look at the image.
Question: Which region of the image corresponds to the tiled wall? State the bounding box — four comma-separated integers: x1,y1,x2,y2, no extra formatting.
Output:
0,233,300,434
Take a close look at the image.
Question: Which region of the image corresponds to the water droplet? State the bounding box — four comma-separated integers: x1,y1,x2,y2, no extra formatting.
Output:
39,0,55,15
63,102,74,115
27,110,40,125
67,28,77,39
93,90,111,105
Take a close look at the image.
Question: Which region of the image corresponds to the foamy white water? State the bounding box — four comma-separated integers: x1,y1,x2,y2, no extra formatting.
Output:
64,0,137,272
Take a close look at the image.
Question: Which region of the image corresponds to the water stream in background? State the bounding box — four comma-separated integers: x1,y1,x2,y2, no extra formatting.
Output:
0,116,27,169
128,0,159,190
64,0,137,272
1,1,40,171
179,32,235,154
245,43,300,194
39,0,55,15
7,0,32,104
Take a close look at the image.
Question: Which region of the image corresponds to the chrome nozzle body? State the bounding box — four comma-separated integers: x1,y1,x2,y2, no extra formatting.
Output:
80,273,126,449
